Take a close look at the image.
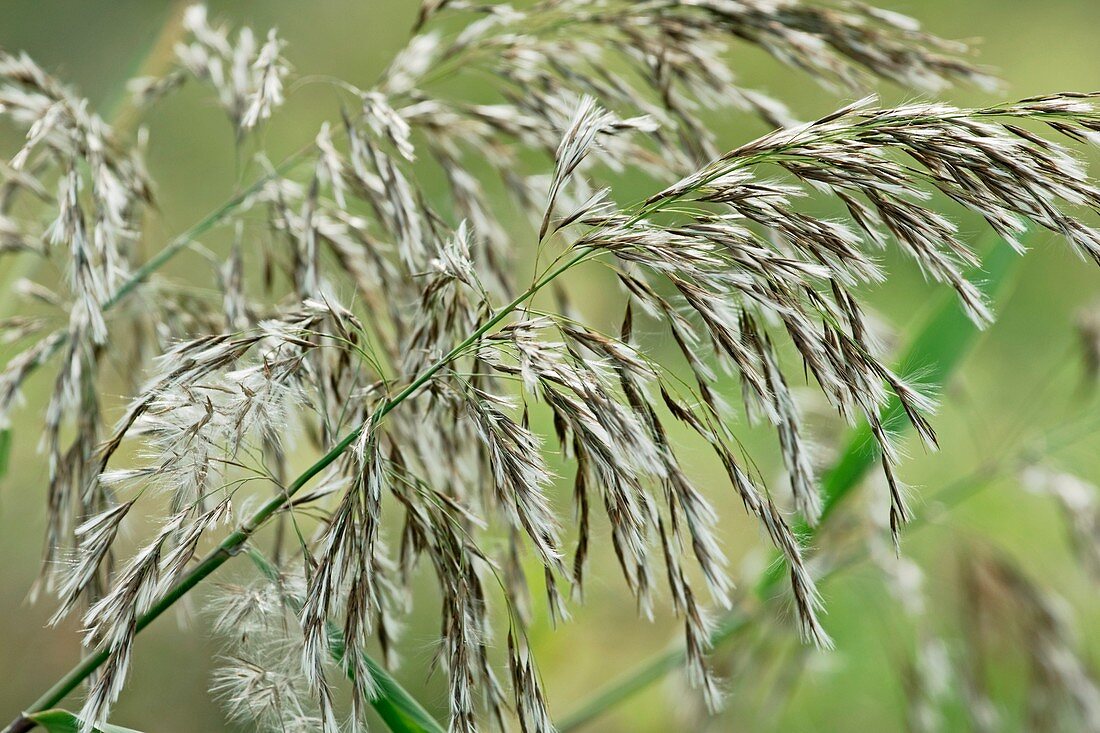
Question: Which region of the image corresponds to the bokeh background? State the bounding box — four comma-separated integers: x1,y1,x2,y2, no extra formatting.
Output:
2,1,1100,731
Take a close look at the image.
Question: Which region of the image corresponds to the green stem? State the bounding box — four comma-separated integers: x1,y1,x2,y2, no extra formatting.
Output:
2,98,315,733
0,10,193,731
556,614,752,732
5,247,592,731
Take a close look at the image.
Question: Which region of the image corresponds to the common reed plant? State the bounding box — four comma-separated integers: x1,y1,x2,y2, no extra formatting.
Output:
2,2,1100,732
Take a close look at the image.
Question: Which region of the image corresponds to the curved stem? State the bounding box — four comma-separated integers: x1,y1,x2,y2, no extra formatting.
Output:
0,157,308,493
104,0,190,134
4,247,593,732
0,1,186,320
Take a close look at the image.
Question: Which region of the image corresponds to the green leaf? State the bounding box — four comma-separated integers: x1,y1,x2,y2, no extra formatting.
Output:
0,427,10,480
361,655,447,733
246,549,446,733
27,709,142,733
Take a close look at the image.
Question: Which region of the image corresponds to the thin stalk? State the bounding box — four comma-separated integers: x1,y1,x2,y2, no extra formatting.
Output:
3,247,593,732
557,613,753,732
556,236,1021,731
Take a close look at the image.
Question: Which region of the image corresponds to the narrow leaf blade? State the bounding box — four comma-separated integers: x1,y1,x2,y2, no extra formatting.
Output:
28,709,142,733
0,428,10,481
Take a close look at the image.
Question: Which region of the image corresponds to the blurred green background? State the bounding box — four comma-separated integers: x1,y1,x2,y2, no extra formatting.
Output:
2,1,1100,731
